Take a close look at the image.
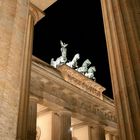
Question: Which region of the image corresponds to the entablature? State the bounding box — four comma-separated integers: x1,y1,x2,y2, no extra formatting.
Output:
30,56,117,129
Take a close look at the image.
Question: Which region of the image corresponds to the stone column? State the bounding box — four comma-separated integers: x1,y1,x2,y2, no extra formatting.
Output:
90,125,105,140
16,6,35,140
0,1,44,139
52,111,72,140
112,135,119,140
105,133,113,140
16,3,44,140
101,0,140,140
106,133,119,140
0,1,29,140
27,96,38,140
127,0,140,38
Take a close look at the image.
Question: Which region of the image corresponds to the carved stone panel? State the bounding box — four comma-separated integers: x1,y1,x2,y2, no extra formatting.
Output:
58,65,105,100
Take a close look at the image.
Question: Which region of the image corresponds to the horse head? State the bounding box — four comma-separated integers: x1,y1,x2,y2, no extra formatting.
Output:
82,59,91,67
88,66,96,73
73,53,80,61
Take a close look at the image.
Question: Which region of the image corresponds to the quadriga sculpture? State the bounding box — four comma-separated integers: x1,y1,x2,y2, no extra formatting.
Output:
76,59,91,74
66,53,80,68
85,66,96,80
50,40,68,68
50,40,96,81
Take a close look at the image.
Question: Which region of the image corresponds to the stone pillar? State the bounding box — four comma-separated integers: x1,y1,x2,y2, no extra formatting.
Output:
52,111,72,140
112,135,119,140
0,1,29,140
27,96,38,140
0,1,44,139
90,125,105,140
16,3,44,140
16,6,35,140
127,0,140,38
106,133,119,140
101,0,140,140
105,133,113,140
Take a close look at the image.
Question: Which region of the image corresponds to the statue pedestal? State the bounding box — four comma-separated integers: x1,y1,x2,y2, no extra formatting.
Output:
57,65,105,100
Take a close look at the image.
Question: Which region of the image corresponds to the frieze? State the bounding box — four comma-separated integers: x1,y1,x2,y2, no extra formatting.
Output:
38,79,117,123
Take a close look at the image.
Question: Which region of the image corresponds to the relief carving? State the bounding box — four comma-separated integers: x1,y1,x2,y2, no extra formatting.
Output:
58,65,105,100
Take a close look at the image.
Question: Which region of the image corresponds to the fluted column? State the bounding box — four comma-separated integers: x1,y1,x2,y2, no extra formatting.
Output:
27,96,38,140
90,125,105,140
0,1,44,139
16,6,34,140
101,0,140,140
106,133,119,140
112,135,119,140
127,0,140,39
52,111,72,140
106,133,113,140
60,111,72,140
0,1,29,140
16,3,44,139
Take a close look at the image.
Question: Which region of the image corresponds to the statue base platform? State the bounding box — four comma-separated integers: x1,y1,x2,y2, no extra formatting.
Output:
57,65,105,100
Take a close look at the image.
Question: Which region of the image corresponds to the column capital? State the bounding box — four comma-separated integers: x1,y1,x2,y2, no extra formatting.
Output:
58,110,72,116
29,95,39,102
90,123,105,129
29,2,45,24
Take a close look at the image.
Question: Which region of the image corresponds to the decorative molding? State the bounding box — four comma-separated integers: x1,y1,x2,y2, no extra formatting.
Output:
29,2,45,24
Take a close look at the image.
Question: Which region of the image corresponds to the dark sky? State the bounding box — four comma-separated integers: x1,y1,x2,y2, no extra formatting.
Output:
33,0,113,99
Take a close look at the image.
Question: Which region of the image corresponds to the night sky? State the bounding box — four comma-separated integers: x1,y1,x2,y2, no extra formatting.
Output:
33,0,113,99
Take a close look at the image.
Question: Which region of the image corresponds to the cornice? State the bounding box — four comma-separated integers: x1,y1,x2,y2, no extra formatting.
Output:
29,2,45,24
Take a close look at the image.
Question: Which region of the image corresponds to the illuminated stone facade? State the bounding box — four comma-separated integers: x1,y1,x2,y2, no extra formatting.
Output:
0,0,139,140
